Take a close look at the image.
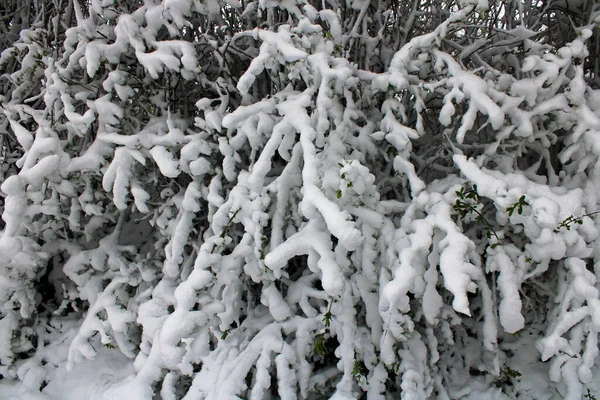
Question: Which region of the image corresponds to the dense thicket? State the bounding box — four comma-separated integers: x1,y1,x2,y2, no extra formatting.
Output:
2,0,600,398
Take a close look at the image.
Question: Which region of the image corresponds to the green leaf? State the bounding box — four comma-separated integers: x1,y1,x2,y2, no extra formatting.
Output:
314,333,327,355
323,311,332,327
352,360,367,377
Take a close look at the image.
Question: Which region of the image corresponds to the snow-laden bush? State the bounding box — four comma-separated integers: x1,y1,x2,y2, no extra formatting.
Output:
1,0,600,398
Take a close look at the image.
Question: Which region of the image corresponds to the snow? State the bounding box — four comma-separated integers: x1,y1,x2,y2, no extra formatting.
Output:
20,155,60,186
102,148,146,210
0,347,135,400
265,219,345,295
3,0,600,398
0,382,48,400
487,249,525,333
7,120,33,150
261,284,292,321
0,175,24,196
303,184,363,251
149,146,180,178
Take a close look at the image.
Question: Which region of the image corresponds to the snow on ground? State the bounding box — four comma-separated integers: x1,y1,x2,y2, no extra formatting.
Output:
1,332,598,400
0,382,48,400
0,348,135,400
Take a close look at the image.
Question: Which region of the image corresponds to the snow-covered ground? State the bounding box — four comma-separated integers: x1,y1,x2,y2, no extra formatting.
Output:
0,348,135,400
1,329,598,400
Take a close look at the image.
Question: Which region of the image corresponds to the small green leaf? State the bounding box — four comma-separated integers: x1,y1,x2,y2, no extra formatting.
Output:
352,360,367,377
336,190,342,199
585,388,597,400
314,333,327,355
323,311,332,327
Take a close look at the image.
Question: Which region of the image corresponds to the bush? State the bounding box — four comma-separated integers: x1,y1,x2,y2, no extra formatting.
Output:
1,0,600,398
